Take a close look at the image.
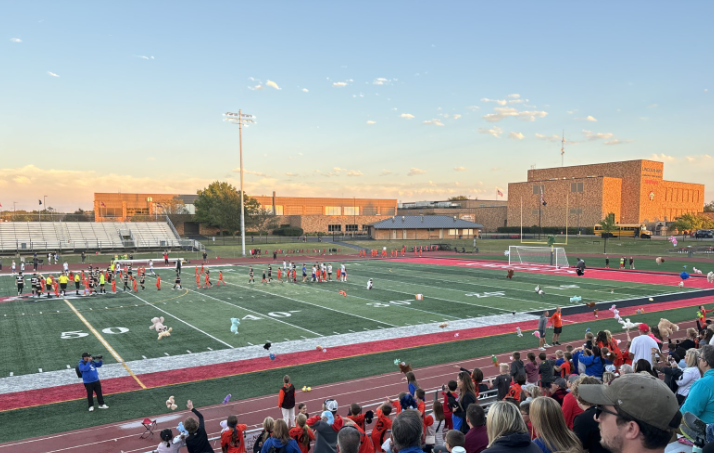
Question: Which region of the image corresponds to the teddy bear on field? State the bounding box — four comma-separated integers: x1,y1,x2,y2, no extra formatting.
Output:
150,316,172,340
166,395,177,411
657,318,679,339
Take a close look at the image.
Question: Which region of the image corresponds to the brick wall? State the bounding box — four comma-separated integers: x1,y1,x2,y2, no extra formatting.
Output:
285,215,390,233
396,207,506,232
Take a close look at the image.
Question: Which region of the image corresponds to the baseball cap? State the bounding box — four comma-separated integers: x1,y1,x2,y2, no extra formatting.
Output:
321,410,335,425
324,399,338,412
452,447,466,453
638,323,649,332
82,352,91,358
553,377,567,389
577,373,679,431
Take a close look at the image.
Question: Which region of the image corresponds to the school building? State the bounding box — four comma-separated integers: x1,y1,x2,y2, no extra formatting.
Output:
93,193,398,235
506,159,705,230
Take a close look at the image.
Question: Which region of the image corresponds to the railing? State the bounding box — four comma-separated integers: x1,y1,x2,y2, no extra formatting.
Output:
165,215,182,241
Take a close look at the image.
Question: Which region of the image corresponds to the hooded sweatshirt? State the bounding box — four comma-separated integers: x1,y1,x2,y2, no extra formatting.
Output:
482,432,542,453
307,414,343,453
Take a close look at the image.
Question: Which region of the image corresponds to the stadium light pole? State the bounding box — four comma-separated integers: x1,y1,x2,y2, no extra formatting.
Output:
224,110,255,256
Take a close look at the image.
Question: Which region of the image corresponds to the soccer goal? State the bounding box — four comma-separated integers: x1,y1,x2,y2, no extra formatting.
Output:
508,246,570,268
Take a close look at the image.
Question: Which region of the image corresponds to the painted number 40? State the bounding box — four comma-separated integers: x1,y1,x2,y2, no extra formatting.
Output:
465,291,505,298
367,300,412,308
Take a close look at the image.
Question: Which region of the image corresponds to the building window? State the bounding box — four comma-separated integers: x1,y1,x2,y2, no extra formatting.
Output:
361,224,370,231
448,229,457,236
264,205,284,215
328,224,342,232
345,224,358,232
325,206,341,215
570,182,584,192
102,208,121,217
533,184,544,195
531,209,540,216
126,208,149,216
569,208,583,215
344,207,359,216
362,206,379,215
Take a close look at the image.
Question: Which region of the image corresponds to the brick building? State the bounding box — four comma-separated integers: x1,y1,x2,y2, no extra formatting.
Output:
507,159,705,230
397,199,507,232
368,215,483,240
94,193,397,235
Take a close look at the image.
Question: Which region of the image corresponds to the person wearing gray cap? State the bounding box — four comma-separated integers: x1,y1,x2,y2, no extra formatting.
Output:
577,373,681,453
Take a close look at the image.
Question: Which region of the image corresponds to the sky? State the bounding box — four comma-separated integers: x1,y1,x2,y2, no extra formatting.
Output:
1,1,713,212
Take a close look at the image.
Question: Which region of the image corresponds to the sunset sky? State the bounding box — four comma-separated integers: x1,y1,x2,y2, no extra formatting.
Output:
2,1,712,212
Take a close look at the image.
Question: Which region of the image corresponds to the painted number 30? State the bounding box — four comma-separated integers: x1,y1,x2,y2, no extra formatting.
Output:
61,327,129,339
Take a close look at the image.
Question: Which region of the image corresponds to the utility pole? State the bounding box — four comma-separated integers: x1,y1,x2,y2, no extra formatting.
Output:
224,111,255,256
561,130,565,167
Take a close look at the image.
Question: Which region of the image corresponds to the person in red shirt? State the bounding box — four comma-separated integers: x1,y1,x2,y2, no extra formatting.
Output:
549,306,563,345
204,270,212,289
346,403,372,431
561,375,583,429
196,272,202,289
111,277,116,294
218,271,226,286
156,274,161,290
132,277,138,292
441,380,457,429
289,414,314,453
221,415,248,453
415,388,426,417
370,402,393,452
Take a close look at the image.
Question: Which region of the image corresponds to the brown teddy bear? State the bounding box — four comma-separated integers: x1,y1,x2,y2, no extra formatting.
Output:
657,318,679,338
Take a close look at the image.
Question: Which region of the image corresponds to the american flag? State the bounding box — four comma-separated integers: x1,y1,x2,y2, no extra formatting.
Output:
497,189,503,197
100,202,106,207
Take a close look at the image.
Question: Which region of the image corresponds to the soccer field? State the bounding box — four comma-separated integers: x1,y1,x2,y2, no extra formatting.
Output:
0,259,698,378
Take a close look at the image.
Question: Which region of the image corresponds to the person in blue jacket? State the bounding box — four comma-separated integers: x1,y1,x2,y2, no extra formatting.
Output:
261,419,301,453
78,352,108,411
577,346,604,379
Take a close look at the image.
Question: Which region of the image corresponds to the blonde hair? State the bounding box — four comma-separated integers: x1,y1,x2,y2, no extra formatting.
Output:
260,416,275,443
486,401,528,447
499,363,509,373
296,414,311,447
530,386,544,399
529,397,583,453
687,327,697,340
602,372,615,385
555,350,564,358
685,348,700,368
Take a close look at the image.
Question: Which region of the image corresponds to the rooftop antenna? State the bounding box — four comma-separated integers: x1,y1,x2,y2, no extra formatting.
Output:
561,130,565,167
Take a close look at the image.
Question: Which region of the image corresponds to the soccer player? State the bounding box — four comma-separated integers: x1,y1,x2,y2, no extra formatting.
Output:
248,266,254,284
156,274,161,290
267,265,272,283
173,272,182,290
16,272,24,296
262,270,267,284
327,263,333,281
74,272,81,295
123,272,131,292
217,270,226,286
204,270,212,289
148,259,155,275
99,272,106,294
196,271,202,289
367,279,373,290
340,263,347,282
132,276,138,292
53,278,60,297
31,273,39,298
302,264,307,283
46,275,53,298
292,267,297,283
336,266,341,281
277,266,282,282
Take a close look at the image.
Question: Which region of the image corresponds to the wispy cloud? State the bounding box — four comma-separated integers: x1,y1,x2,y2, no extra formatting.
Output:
248,84,264,91
400,113,415,119
346,170,363,177
647,103,658,109
422,119,444,126
465,106,480,111
604,139,634,146
366,120,376,125
535,133,560,142
483,107,547,122
407,168,426,176
373,77,391,85
684,154,712,163
10,38,22,43
453,114,462,120
481,97,526,106
509,132,525,140
380,169,393,176
285,172,299,177
582,130,615,141
333,81,348,87
651,153,676,162
454,166,467,171
302,88,309,93
47,71,60,78
137,55,155,60
575,115,597,122
477,126,503,138
266,80,281,90
231,168,271,177
507,94,520,99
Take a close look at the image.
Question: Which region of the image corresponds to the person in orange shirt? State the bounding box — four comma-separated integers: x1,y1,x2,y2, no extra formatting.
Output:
346,403,374,431
278,375,297,428
156,274,161,290
415,388,426,417
218,271,226,286
204,270,212,289
111,277,117,294
370,402,392,452
132,277,138,292
196,272,202,289
549,306,563,345
220,415,248,453
289,414,314,453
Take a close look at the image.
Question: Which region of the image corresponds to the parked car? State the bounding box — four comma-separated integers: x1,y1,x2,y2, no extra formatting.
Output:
695,229,714,238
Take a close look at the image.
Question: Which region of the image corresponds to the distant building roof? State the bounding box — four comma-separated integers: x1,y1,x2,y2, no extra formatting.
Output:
370,215,483,229
179,194,198,204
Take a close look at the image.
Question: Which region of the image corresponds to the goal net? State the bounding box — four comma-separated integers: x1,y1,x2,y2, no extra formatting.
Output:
508,246,570,268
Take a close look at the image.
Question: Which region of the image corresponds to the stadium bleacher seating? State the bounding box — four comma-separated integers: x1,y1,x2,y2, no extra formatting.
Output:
0,221,180,252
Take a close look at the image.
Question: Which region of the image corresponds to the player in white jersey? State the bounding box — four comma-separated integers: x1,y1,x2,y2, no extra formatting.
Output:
340,263,346,282
148,259,155,275
327,264,333,281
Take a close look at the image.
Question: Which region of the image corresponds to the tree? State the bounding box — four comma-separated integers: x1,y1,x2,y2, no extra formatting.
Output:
704,201,714,212
598,212,617,253
155,196,191,228
246,205,279,232
194,181,262,238
65,208,93,222
671,213,714,236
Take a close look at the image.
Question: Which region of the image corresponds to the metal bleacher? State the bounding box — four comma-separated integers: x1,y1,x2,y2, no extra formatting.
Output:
0,220,181,252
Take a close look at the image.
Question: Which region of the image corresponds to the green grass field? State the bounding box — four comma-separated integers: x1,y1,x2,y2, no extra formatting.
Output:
0,259,700,378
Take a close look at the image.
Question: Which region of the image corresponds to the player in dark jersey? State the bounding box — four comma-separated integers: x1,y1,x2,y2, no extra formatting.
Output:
173,272,182,290
267,265,272,283
16,272,24,296
31,273,39,298
139,271,145,290
123,272,131,292
248,267,254,284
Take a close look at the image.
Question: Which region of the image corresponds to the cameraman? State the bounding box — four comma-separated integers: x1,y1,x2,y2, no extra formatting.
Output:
78,352,108,412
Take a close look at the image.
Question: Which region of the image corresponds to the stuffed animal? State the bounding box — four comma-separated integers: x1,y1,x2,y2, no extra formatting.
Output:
506,270,514,279
693,267,703,275
586,302,596,308
593,309,598,318
678,281,684,288
150,316,169,332
570,296,582,303
708,271,714,283
655,257,664,265
533,331,541,338
177,422,188,436
230,317,240,335
657,318,679,338
534,285,545,296
439,322,448,328
636,308,645,314
166,396,177,411
618,318,638,330
516,327,523,337
158,328,172,340
398,362,412,374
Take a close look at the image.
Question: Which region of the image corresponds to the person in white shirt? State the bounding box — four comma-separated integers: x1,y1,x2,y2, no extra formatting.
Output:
11,260,16,275
63,262,69,275
367,278,373,290
148,259,155,275
675,348,702,405
629,323,660,366
340,263,346,282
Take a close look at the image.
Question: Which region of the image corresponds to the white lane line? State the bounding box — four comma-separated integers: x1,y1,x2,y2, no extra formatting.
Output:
128,292,235,348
